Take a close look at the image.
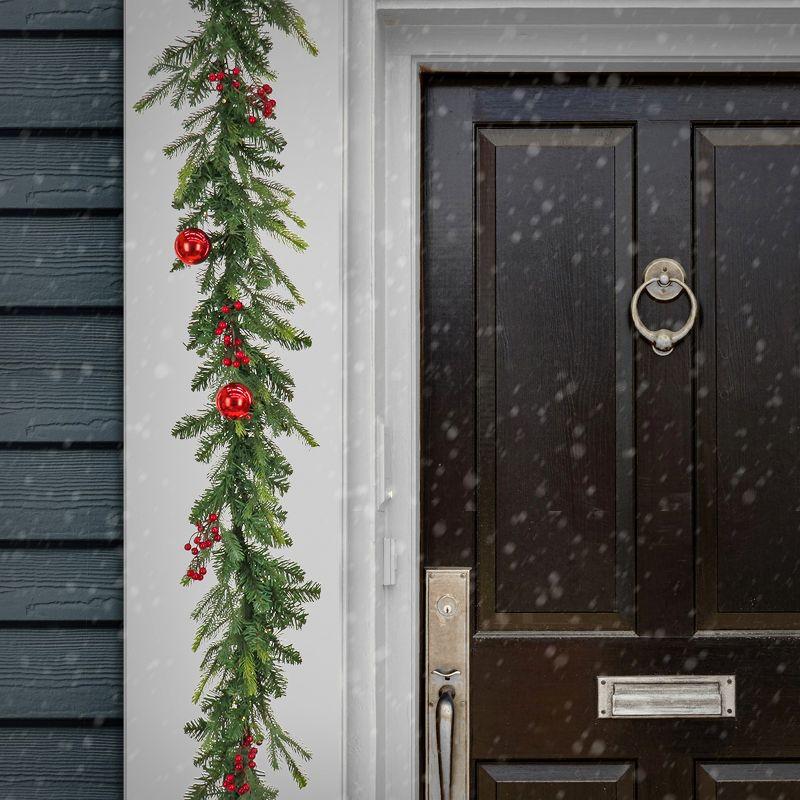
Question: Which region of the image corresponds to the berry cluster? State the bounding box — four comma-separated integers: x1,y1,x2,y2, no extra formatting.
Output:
206,65,276,126
208,65,242,93
221,732,261,795
183,513,222,581
245,84,277,124
215,300,250,370
254,83,277,120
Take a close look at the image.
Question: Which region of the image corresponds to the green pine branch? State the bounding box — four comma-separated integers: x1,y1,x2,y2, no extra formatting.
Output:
137,2,319,798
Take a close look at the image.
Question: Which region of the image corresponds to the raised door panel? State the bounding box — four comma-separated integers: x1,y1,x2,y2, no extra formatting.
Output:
476,127,635,631
695,127,800,630
478,763,635,800
697,763,800,799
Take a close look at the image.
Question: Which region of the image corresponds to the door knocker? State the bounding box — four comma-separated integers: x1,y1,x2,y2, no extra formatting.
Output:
630,258,698,356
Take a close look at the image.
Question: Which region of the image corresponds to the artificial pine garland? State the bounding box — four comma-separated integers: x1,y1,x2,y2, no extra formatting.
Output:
135,3,320,798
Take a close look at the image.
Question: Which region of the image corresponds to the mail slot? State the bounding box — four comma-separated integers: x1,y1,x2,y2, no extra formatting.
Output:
597,675,736,719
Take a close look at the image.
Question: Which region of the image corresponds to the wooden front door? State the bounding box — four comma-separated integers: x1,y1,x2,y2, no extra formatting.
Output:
422,75,800,800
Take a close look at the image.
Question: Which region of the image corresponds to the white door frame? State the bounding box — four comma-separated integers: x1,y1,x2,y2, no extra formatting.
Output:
343,3,800,798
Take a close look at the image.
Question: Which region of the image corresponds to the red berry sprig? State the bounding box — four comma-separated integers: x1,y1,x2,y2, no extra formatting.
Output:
221,732,262,795
256,83,276,118
206,65,275,125
215,300,250,370
183,512,222,582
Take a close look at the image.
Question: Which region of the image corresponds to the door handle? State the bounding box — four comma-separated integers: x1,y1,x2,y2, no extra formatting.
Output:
436,687,455,800
432,668,461,680
630,257,699,355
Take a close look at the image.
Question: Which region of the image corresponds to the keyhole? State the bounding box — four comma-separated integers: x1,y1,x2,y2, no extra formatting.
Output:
436,595,458,618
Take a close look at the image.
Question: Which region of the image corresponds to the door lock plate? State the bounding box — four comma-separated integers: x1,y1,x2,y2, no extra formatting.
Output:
426,569,470,800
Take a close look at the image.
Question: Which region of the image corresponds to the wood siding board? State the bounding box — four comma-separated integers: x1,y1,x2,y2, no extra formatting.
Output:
0,135,122,210
0,315,122,443
0,215,123,307
0,449,122,541
0,547,123,622
0,728,122,800
0,629,122,719
0,0,122,31
0,39,122,128
0,1,123,791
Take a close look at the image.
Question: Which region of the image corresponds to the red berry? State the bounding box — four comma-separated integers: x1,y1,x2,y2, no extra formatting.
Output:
223,358,232,367
248,761,256,768
234,338,242,346
233,67,240,76
209,513,218,522
213,533,221,542
199,566,207,575
235,351,245,360
248,748,257,758
197,523,204,531
193,535,201,544
233,361,241,369
224,336,232,346
208,74,216,82
197,574,204,581
211,526,219,534
219,321,228,329
217,72,225,79
248,116,256,124
232,81,241,89
191,547,199,555
262,84,272,94
233,301,243,310
241,356,250,365
184,543,191,551
216,83,224,92
221,305,230,314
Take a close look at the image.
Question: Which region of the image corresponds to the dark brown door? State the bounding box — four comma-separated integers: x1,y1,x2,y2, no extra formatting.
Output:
422,75,800,800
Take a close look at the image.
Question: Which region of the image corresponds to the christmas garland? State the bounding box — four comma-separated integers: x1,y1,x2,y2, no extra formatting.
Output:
135,3,319,799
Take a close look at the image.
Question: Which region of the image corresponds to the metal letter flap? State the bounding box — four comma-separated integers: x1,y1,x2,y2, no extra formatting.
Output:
597,675,736,719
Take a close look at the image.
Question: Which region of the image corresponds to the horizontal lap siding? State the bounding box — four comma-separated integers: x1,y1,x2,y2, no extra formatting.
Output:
0,2,123,797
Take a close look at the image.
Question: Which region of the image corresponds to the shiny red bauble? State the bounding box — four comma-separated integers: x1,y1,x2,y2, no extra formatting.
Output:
215,383,253,420
174,228,211,265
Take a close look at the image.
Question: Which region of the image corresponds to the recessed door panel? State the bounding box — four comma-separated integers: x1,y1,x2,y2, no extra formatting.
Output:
476,127,635,632
478,763,635,800
697,763,800,799
695,127,800,630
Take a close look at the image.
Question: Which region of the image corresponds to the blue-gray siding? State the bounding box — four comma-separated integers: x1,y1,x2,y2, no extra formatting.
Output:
0,1,123,797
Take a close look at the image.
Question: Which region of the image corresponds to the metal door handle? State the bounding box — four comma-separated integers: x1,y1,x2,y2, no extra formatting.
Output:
630,257,698,356
436,687,455,800
432,668,461,680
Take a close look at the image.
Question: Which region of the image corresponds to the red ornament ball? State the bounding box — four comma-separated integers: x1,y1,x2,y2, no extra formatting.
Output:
215,383,253,420
174,228,211,266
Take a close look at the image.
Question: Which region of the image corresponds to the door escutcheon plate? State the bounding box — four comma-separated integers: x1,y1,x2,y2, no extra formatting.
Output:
643,257,686,301
426,569,470,800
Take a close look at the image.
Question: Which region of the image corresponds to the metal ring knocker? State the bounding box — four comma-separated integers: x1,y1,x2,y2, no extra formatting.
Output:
630,258,698,356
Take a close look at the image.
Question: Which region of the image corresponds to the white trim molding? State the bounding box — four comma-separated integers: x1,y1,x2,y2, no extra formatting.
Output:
343,3,800,798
